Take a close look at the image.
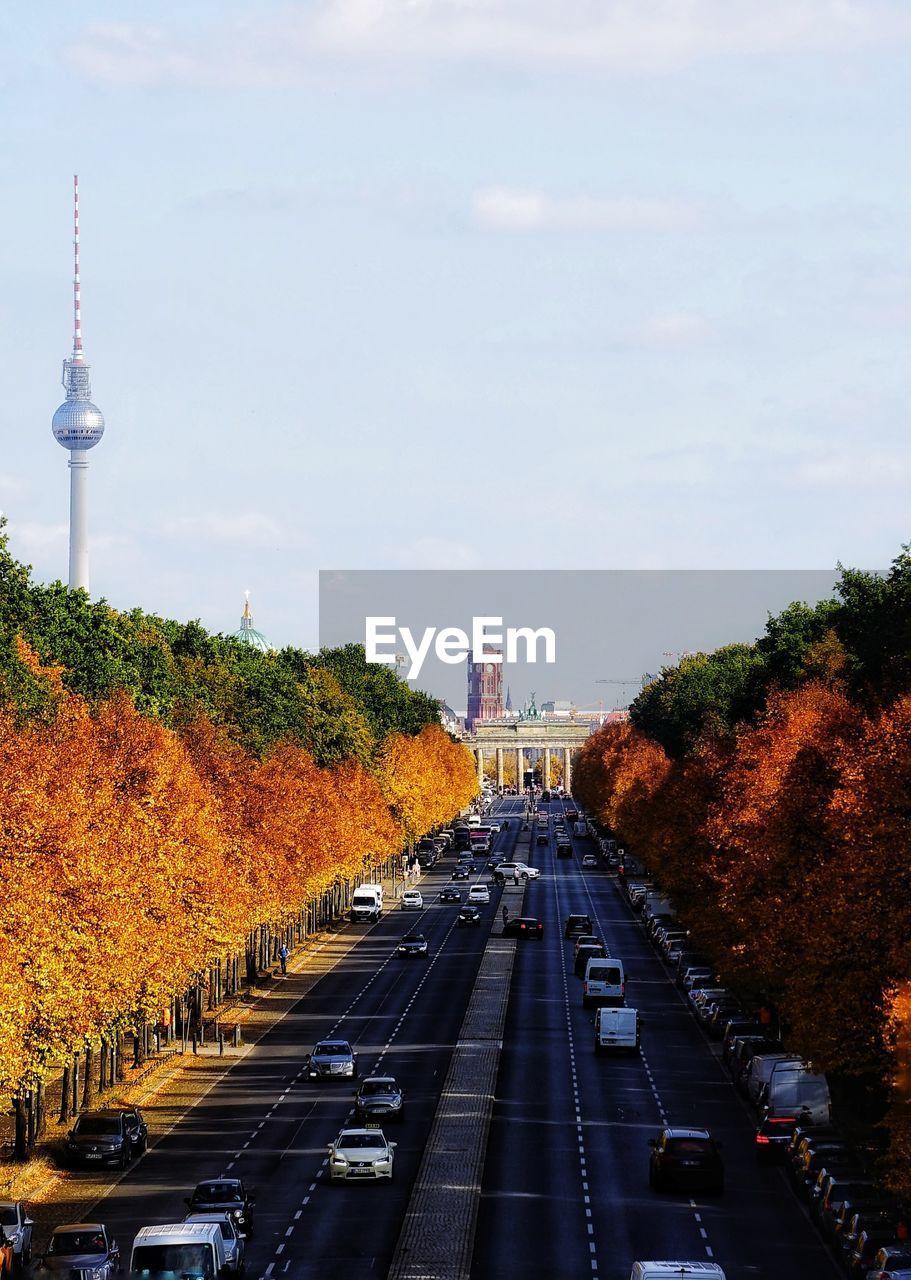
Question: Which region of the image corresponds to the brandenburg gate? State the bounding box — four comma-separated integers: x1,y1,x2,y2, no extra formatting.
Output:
465,716,595,791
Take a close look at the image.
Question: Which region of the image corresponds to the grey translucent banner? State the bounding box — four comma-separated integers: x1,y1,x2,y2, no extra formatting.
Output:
319,569,842,716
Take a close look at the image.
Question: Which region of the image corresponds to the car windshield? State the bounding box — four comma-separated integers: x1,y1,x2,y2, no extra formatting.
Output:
195,1183,242,1201
217,1222,236,1240
587,966,621,982
667,1138,713,1155
402,935,424,943
131,1243,215,1278
74,1116,120,1135
0,1208,17,1226
315,1043,350,1056
50,1231,107,1254
361,1081,396,1095
339,1134,386,1150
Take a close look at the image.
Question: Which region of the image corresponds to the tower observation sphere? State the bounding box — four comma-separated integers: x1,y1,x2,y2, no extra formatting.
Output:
52,175,105,593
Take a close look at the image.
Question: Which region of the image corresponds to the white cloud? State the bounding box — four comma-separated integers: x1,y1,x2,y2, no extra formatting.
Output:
471,187,704,233
635,312,713,348
68,1,911,87
382,536,483,569
163,511,284,547
6,520,67,559
790,452,911,490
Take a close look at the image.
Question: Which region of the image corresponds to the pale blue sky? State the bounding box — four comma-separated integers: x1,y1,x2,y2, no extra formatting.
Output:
1,2,909,650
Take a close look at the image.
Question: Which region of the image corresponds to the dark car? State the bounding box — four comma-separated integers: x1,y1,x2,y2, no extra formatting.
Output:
835,1202,899,1253
786,1124,843,1179
65,1110,134,1169
730,1037,784,1088
503,917,544,940
722,1019,764,1061
556,842,573,858
440,886,462,903
574,943,606,977
566,809,579,821
120,1106,148,1157
536,832,549,846
451,866,469,880
458,905,482,928
185,1179,255,1237
801,1153,867,1202
846,1221,908,1277
755,1113,798,1163
41,1224,120,1277
398,932,429,957
648,1127,724,1194
565,914,593,939
864,1243,911,1277
303,1040,358,1081
814,1176,878,1228
354,1076,405,1124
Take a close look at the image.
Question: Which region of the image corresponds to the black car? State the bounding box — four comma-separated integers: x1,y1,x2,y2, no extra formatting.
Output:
65,1110,134,1169
556,843,572,858
185,1179,255,1237
354,1076,405,1124
42,1224,120,1278
398,932,429,957
458,905,482,927
120,1106,148,1156
451,866,469,880
755,1113,798,1163
439,886,462,903
503,917,544,940
648,1127,724,1194
536,832,548,846
564,914,593,939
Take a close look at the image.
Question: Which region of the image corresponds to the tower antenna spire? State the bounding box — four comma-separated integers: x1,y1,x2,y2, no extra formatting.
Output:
72,174,83,361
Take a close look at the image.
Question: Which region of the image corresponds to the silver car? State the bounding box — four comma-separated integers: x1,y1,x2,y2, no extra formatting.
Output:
0,1202,33,1269
327,1128,397,1183
185,1212,246,1275
304,1040,358,1080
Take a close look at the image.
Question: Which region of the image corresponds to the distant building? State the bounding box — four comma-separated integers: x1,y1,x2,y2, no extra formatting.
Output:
440,703,466,736
233,592,273,654
466,648,504,730
542,699,574,717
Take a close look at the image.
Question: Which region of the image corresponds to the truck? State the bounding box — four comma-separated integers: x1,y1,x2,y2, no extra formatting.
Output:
594,1006,640,1054
350,883,384,923
129,1222,227,1279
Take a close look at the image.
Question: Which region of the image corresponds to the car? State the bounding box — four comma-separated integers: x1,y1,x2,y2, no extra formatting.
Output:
754,1113,799,1163
303,1040,358,1081
574,934,602,957
401,889,424,910
488,822,501,833
40,1224,120,1278
354,1076,405,1124
845,1216,908,1276
574,943,606,977
185,1180,256,1237
327,1128,397,1183
439,886,462,903
458,905,482,927
120,1105,148,1156
566,808,579,821
398,932,428,957
581,854,598,869
184,1213,246,1276
865,1244,911,1277
565,914,594,939
503,917,544,939
556,842,573,858
65,1109,134,1169
494,861,540,881
681,967,714,993
721,1020,763,1061
468,884,490,904
451,866,469,880
536,832,549,846
630,1265,727,1280
0,1202,34,1270
648,1127,724,1194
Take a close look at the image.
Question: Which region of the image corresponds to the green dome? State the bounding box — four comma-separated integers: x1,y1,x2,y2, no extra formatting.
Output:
233,593,272,654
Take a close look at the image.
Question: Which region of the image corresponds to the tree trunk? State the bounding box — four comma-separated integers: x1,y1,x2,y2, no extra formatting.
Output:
59,1064,71,1124
99,1036,109,1091
25,1089,35,1153
36,1079,46,1139
13,1094,27,1161
133,1017,146,1068
246,932,257,985
81,1045,94,1110
71,1054,80,1115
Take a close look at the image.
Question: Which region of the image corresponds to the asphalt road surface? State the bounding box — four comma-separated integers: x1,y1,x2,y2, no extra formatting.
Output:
471,795,839,1280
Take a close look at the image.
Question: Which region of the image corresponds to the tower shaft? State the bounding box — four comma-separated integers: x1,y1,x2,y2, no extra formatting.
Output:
68,450,89,592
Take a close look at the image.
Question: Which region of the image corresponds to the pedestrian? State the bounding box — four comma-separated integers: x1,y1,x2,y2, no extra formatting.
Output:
279,944,288,975
513,870,520,886
758,1005,772,1030
502,905,509,927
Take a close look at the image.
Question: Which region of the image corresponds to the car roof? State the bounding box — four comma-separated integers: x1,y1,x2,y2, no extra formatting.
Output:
362,1076,397,1085
664,1127,713,1139
196,1178,243,1189
337,1128,388,1140
53,1223,107,1233
315,1040,350,1049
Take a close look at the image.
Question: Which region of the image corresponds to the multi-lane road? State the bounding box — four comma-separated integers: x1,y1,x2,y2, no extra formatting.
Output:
37,795,839,1279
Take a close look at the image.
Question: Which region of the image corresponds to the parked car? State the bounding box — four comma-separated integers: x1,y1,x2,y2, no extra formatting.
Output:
40,1224,120,1278
0,1202,33,1270
65,1110,134,1169
722,1021,764,1063
303,1040,358,1082
353,1076,405,1124
754,1113,799,1164
648,1127,724,1194
185,1179,255,1237
503,917,544,939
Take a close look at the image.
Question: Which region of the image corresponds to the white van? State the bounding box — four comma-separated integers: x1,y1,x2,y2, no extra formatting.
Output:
583,957,625,1008
130,1222,226,1279
594,1006,639,1054
745,1053,804,1107
467,814,481,828
630,1264,727,1280
762,1061,832,1124
574,821,587,836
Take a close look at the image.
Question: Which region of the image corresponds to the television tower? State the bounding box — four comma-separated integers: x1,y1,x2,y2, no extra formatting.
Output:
51,175,105,592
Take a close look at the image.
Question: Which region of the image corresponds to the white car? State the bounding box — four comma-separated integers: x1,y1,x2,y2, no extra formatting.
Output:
494,861,541,881
487,821,502,833
582,854,598,869
400,890,423,910
327,1128,397,1182
468,884,490,904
